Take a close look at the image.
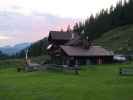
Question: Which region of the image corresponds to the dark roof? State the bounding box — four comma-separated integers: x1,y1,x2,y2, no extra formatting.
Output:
60,45,114,57
49,31,79,40
65,36,81,46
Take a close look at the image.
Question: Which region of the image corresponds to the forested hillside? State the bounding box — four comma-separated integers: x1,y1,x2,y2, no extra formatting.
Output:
28,38,48,56
95,24,133,54
18,38,48,57
0,50,9,59
73,0,133,40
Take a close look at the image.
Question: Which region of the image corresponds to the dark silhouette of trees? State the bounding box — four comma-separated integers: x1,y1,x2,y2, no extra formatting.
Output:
72,0,133,40
28,37,48,57
0,51,9,59
18,37,49,57
66,25,72,32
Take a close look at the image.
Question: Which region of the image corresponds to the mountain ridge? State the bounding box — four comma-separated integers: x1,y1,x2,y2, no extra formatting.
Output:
0,43,31,55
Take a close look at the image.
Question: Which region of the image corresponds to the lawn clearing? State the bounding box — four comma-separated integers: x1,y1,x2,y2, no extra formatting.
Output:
0,60,133,100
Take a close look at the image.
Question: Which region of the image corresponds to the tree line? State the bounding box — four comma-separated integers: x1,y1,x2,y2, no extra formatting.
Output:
17,37,48,57
72,0,133,40
0,51,11,59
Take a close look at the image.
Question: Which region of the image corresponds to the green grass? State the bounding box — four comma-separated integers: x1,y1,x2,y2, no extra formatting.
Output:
96,24,133,53
0,60,133,100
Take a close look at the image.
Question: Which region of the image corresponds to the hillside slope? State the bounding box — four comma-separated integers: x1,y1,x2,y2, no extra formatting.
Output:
96,24,133,54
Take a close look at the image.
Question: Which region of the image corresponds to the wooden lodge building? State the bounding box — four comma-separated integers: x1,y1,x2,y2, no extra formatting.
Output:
47,31,114,65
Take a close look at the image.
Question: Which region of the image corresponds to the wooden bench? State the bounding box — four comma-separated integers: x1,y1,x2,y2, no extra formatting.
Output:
120,67,133,76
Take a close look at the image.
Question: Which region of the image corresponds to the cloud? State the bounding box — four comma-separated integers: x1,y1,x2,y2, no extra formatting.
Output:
0,0,125,18
0,35,11,40
0,11,77,46
0,35,13,47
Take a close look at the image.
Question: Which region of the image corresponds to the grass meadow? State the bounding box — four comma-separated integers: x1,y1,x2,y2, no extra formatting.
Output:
0,59,133,100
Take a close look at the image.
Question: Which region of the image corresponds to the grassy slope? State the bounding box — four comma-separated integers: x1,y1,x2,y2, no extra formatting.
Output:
0,60,133,100
96,24,133,53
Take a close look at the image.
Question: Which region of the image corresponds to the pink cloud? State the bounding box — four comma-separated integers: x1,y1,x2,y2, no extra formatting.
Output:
0,11,79,46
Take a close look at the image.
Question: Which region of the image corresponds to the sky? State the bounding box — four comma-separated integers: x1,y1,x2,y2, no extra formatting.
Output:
0,0,127,47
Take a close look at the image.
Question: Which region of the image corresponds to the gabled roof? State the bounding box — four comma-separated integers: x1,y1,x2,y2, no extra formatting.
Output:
60,45,114,57
48,31,79,41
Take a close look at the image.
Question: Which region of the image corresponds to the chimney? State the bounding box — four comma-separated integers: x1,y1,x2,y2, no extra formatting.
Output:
71,33,74,39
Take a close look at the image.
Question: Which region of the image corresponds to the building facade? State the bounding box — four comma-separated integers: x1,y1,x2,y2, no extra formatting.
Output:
47,31,114,65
